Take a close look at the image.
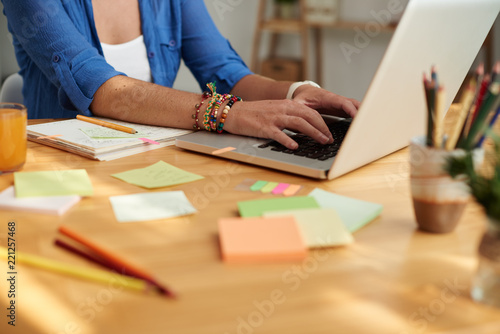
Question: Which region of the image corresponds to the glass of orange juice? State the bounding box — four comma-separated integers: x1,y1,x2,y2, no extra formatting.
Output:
0,103,27,173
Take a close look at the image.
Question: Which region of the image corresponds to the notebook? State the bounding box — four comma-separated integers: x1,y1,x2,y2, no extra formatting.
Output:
175,0,500,179
28,118,192,161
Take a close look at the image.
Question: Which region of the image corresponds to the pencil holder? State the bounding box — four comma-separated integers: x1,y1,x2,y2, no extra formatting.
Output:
409,136,484,233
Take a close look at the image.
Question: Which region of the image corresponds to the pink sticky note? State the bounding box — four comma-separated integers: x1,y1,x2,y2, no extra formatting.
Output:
271,183,290,195
139,138,160,145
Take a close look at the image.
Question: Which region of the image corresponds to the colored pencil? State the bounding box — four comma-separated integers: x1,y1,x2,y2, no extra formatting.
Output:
476,105,500,148
491,61,500,83
433,86,446,149
446,79,476,150
423,73,435,147
76,115,137,134
0,246,161,295
58,225,176,298
464,81,500,149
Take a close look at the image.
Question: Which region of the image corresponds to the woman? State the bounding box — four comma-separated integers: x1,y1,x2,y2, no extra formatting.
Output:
2,0,359,150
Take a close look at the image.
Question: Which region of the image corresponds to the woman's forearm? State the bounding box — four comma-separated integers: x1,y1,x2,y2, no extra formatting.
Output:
231,74,292,101
90,75,201,129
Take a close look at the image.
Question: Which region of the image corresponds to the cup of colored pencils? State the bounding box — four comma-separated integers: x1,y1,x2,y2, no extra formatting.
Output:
409,65,494,233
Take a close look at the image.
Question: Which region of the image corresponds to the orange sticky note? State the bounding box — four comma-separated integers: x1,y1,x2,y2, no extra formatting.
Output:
218,216,307,263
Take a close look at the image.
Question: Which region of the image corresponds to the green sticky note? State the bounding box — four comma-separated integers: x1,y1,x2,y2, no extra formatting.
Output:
308,188,383,232
238,196,320,217
111,161,203,189
14,169,93,198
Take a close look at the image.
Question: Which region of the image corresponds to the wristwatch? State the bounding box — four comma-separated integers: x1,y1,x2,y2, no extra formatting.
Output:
286,80,321,100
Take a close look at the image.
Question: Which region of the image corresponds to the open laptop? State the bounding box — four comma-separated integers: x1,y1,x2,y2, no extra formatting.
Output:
176,0,500,179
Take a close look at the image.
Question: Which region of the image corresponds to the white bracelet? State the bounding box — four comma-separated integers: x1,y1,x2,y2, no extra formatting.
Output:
286,80,321,100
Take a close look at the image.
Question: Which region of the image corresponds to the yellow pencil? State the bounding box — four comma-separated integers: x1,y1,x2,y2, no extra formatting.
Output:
0,246,158,295
76,115,137,134
445,80,477,150
433,86,446,149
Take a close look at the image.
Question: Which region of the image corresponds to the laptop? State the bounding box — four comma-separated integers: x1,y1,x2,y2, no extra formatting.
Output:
176,0,500,179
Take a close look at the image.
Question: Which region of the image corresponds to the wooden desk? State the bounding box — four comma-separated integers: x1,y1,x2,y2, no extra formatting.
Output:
1,108,500,334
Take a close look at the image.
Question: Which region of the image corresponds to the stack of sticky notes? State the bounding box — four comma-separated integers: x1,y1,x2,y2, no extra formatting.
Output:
218,216,308,263
1,169,94,215
218,190,383,263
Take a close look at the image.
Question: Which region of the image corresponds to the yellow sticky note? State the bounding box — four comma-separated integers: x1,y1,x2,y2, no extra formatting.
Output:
111,161,203,189
263,208,353,248
14,169,93,198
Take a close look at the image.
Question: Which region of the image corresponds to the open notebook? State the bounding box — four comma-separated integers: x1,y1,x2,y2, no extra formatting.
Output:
27,118,192,161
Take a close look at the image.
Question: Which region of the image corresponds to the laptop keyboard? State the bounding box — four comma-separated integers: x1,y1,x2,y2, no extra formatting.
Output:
257,120,351,161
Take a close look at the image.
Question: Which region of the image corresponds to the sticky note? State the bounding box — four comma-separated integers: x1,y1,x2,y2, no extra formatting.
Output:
238,196,320,217
111,161,203,189
250,180,268,191
109,191,197,223
0,186,80,215
212,147,236,155
260,182,279,193
308,188,383,232
218,216,307,263
14,169,93,198
271,183,290,195
263,208,353,248
138,138,160,145
282,184,302,197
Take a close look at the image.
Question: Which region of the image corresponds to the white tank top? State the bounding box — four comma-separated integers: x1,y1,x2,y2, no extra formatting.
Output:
101,35,152,83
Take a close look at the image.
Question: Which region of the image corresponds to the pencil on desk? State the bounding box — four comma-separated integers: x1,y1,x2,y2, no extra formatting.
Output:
0,246,161,295
58,225,176,298
76,115,137,134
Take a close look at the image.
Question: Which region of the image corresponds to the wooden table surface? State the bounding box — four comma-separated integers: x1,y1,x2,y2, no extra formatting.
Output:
1,107,500,334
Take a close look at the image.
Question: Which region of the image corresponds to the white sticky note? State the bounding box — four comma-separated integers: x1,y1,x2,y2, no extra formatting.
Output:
0,186,80,215
263,208,353,248
109,191,197,223
308,188,383,232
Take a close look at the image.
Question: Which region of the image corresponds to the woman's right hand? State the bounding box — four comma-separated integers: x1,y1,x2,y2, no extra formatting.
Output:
223,99,334,150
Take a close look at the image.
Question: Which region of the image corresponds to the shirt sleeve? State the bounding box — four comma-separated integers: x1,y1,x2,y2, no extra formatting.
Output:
180,0,253,94
1,0,123,115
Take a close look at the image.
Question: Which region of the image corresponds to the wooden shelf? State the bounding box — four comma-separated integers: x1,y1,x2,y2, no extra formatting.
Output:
260,19,304,33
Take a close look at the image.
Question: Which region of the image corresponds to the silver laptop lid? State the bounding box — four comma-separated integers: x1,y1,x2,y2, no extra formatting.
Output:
329,0,500,179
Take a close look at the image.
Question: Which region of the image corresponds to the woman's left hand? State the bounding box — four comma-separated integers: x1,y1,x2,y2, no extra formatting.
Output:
291,85,361,118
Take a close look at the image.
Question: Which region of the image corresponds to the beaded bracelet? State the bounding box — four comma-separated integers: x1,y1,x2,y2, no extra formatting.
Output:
217,95,241,134
192,91,211,130
201,82,241,133
203,82,221,131
210,93,230,131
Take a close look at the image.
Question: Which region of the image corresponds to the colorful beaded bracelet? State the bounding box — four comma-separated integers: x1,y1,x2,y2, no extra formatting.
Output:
216,95,241,134
192,91,211,130
210,93,230,131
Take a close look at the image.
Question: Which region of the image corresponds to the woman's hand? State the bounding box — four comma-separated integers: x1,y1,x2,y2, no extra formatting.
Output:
292,85,360,118
223,99,334,150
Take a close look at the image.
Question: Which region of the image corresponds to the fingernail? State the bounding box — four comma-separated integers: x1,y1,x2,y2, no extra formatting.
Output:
291,142,298,150
320,134,329,144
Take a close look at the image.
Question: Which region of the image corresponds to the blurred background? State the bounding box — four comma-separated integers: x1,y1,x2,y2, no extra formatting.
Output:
1,0,499,102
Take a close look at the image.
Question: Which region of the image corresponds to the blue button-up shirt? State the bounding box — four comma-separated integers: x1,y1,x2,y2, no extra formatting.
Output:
2,0,252,118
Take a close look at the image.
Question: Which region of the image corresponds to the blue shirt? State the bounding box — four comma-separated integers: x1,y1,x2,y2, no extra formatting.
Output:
2,0,252,119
